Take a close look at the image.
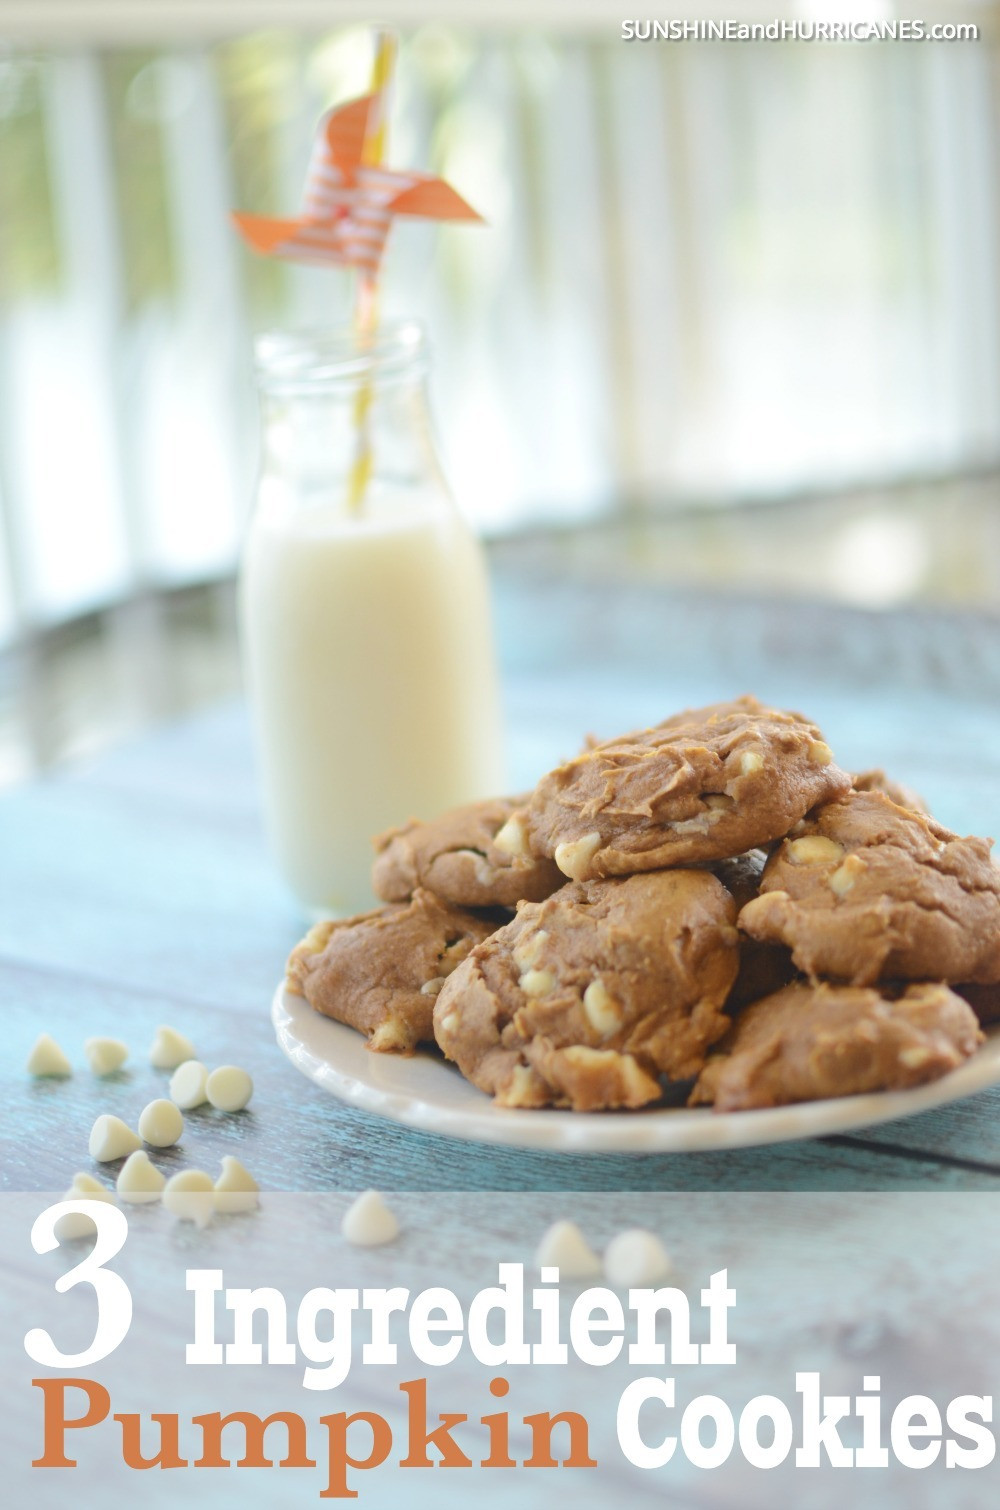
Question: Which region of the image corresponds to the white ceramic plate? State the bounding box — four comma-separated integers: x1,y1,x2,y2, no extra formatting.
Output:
272,983,1000,1155
270,990,1000,1153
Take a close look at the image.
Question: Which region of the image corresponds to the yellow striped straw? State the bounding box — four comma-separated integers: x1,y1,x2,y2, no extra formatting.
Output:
346,28,398,515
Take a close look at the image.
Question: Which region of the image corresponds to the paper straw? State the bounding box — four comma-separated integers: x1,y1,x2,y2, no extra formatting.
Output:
346,29,398,515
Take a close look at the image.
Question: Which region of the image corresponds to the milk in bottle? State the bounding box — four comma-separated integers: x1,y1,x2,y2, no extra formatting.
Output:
240,323,505,916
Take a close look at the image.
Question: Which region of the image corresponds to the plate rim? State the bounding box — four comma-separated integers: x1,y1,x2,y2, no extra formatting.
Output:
272,983,1000,1155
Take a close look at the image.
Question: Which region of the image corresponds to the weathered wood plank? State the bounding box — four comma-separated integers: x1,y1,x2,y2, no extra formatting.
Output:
4,955,999,1195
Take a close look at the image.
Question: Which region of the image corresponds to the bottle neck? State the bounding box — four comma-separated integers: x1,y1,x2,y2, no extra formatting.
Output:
254,323,450,518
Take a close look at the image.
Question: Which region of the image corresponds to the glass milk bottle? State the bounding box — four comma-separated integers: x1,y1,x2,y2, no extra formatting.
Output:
240,321,505,917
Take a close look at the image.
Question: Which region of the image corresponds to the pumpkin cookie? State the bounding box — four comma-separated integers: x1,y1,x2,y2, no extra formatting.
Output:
526,695,851,882
690,981,981,1111
853,768,927,813
433,869,739,1110
287,888,498,1054
372,796,563,908
738,789,1000,986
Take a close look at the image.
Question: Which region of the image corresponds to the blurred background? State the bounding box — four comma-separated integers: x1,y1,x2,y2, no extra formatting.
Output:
1,0,998,784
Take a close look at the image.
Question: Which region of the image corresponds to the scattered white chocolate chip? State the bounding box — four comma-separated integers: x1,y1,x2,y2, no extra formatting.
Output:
808,740,834,766
169,1059,208,1110
899,1046,935,1070
583,979,621,1037
149,1026,196,1070
786,835,844,865
116,1149,166,1204
554,830,601,881
214,1155,260,1214
420,976,446,996
604,1228,671,1287
520,968,556,999
54,1174,116,1240
84,1037,128,1076
535,1220,602,1279
68,1171,112,1197
205,1065,254,1113
89,1114,142,1162
342,1189,399,1246
27,1033,72,1078
138,1098,184,1148
163,1169,215,1227
439,1011,459,1036
493,813,531,859
740,749,764,775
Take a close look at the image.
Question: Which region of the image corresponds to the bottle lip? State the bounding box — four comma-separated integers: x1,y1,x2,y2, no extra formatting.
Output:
254,319,427,395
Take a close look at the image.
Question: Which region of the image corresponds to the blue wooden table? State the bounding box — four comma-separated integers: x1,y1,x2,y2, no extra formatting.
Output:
4,572,1000,1195
4,575,1000,1510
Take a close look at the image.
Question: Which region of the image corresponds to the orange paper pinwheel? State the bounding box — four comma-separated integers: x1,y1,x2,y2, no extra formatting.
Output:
232,93,481,275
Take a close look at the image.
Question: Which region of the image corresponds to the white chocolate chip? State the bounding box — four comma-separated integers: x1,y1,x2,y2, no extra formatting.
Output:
493,814,530,859
116,1149,166,1204
740,749,764,775
513,930,548,970
420,976,446,996
205,1065,254,1113
604,1228,671,1287
88,1114,142,1162
138,1098,184,1148
68,1171,111,1197
439,1012,459,1036
535,1220,602,1279
560,1046,660,1101
786,835,844,865
704,793,734,811
669,812,722,835
27,1033,72,1077
519,968,556,999
503,1063,542,1106
84,1037,128,1076
342,1189,399,1247
899,1046,935,1070
54,1174,116,1240
829,854,867,897
808,740,834,766
554,831,602,880
619,1055,661,1100
163,1169,215,1227
583,979,621,1037
149,1026,196,1070
214,1155,259,1214
369,1018,411,1052
440,937,474,975
169,1059,208,1110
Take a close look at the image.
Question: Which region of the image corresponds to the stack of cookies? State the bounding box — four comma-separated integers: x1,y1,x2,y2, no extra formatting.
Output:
286,695,999,1113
